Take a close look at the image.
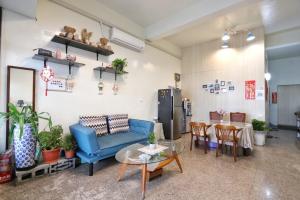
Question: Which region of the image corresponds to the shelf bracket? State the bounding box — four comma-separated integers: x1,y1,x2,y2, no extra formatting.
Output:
96,52,99,61
43,58,48,67
68,62,72,75
99,69,102,79
65,43,69,54
115,71,117,81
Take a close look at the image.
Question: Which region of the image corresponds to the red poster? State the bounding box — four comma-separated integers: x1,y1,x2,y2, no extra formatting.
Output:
245,80,256,100
272,92,277,104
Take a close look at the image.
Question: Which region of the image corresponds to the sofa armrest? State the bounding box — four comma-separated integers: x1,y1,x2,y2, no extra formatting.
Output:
129,119,154,137
69,123,99,155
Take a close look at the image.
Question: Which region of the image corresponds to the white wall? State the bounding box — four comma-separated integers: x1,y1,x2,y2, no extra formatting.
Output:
181,27,266,122
0,1,181,151
269,56,300,125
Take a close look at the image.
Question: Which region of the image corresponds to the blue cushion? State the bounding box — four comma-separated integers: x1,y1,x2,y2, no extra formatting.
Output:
97,131,147,149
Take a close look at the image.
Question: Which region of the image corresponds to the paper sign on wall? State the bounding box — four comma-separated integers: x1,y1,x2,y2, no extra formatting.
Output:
245,80,256,100
256,89,264,100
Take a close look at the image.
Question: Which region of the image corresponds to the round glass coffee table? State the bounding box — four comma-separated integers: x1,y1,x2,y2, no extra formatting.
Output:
115,140,184,199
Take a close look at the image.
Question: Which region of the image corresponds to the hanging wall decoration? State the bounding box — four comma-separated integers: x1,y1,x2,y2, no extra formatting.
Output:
40,60,54,96
202,80,235,95
245,80,256,100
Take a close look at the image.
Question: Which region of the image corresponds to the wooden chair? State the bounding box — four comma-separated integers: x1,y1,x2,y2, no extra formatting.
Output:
230,112,246,123
215,124,242,162
190,122,212,154
209,111,222,120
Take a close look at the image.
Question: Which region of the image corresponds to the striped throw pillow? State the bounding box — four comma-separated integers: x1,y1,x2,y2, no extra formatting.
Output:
79,115,108,136
107,114,129,134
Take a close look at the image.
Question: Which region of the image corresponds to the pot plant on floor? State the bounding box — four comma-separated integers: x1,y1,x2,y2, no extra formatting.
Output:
38,125,63,164
0,103,52,170
62,133,76,159
252,119,269,146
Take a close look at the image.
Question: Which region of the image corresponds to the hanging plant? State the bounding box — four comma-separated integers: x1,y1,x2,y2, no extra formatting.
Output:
112,58,128,74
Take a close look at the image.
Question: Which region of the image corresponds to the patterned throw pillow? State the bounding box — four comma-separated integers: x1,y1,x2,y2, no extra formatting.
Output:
107,114,129,134
79,115,108,136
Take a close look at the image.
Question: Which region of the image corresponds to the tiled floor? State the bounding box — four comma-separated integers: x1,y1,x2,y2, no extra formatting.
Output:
0,130,299,200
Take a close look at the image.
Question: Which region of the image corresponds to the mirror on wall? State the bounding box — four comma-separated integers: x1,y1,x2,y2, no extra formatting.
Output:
6,66,36,149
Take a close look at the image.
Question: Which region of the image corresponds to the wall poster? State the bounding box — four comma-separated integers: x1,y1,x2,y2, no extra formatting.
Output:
245,80,256,100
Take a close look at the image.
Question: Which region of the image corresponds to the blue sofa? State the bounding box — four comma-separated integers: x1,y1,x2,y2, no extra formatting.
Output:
69,119,154,176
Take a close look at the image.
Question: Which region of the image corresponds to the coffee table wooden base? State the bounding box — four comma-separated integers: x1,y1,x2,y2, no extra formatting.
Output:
117,153,183,199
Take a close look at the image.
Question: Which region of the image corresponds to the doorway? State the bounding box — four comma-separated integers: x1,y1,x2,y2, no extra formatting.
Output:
277,85,300,129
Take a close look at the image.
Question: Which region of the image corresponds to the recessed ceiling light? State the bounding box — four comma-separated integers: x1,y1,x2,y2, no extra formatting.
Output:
222,32,230,41
247,32,255,41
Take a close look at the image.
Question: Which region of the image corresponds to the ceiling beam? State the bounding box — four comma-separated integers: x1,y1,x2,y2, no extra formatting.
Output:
145,0,256,40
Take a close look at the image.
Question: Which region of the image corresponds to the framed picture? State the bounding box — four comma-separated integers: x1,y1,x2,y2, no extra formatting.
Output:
221,81,225,86
48,77,67,91
215,84,220,91
202,85,207,88
229,86,235,91
215,79,218,83
174,73,181,82
210,89,214,93
208,84,214,88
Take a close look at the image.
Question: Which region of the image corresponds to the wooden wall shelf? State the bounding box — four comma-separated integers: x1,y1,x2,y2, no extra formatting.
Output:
51,35,114,58
94,66,128,81
32,54,85,67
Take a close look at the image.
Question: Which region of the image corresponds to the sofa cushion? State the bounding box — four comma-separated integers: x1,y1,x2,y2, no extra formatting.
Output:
107,114,129,134
97,131,147,150
79,115,108,136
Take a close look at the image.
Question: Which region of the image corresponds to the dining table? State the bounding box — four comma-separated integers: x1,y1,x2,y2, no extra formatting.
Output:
206,120,255,156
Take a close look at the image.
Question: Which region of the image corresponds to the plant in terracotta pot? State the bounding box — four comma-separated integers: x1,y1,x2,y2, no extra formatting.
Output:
62,133,76,159
0,103,52,170
112,58,128,74
37,125,63,164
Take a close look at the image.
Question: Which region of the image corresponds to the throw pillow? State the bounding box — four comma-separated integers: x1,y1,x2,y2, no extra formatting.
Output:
107,114,129,134
79,115,108,136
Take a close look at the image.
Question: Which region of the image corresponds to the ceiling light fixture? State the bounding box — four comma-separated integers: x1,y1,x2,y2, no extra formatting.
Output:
222,32,230,41
246,32,255,41
221,41,229,49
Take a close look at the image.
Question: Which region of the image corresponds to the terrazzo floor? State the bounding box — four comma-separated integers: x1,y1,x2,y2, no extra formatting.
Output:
0,130,299,200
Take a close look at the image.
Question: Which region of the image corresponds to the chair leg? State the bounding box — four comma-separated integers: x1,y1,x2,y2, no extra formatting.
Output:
216,140,219,157
204,136,208,154
221,140,224,154
190,135,193,151
233,143,237,162
89,163,93,176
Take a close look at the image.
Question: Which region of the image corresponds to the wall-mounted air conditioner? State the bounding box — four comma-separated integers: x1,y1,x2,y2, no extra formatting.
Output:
110,27,145,52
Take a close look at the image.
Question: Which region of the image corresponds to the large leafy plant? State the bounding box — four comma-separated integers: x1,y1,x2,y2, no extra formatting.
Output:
38,125,63,150
252,119,268,131
0,103,52,142
112,58,128,74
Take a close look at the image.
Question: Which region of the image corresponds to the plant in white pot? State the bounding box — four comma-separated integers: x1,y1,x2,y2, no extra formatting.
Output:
252,119,269,146
148,132,156,149
0,103,52,170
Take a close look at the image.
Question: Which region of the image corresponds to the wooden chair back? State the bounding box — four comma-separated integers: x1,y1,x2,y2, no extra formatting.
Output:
215,124,240,142
190,122,207,136
209,111,222,120
230,112,246,123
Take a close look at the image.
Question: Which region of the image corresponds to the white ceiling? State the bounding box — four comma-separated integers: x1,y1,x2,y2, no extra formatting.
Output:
267,43,300,60
165,2,263,48
97,0,200,27
0,0,37,18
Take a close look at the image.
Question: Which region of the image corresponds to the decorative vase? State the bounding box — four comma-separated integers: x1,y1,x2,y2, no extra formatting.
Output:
65,150,75,159
42,148,61,164
13,124,36,170
149,144,156,149
112,82,119,95
98,81,104,95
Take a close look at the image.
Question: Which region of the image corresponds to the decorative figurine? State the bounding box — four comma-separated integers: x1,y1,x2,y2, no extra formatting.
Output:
81,28,92,44
63,26,76,39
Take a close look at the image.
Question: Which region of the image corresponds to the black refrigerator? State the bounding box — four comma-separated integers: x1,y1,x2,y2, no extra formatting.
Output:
158,88,184,140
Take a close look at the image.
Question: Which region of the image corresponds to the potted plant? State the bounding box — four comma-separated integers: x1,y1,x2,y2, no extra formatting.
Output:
252,119,269,146
0,103,51,170
148,132,156,149
62,133,76,159
38,125,63,163
112,58,128,74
